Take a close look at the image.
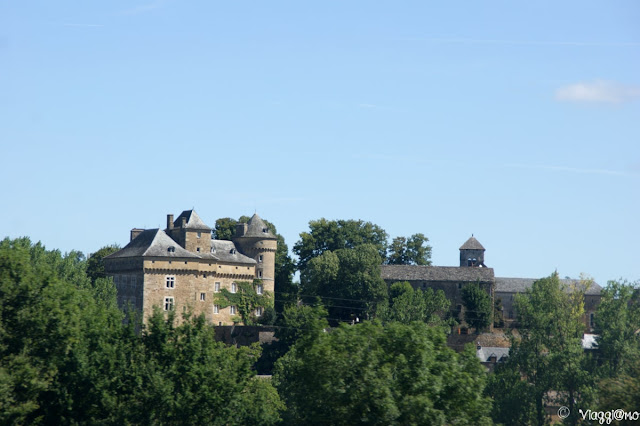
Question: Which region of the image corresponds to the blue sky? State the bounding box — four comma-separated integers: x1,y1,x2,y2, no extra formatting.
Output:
1,1,638,286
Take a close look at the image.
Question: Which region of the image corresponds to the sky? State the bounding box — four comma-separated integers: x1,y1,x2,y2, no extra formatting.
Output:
1,1,639,286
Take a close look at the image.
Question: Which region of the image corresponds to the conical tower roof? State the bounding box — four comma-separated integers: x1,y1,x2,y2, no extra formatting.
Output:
460,236,485,251
173,209,211,231
244,213,277,239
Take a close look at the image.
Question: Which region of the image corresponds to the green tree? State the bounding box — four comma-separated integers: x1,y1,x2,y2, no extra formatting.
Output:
301,244,388,322
86,244,120,284
386,233,432,266
461,282,492,332
293,218,388,272
274,320,492,425
593,279,640,377
382,281,449,325
487,273,592,426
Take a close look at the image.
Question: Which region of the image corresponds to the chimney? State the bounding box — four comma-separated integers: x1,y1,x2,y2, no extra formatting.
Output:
167,214,174,230
130,228,144,241
235,222,248,237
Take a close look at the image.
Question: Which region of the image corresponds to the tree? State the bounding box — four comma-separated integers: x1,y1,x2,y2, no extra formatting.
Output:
293,218,388,272
487,273,592,426
593,279,640,377
382,281,449,325
214,280,273,325
273,321,492,425
86,244,120,284
386,233,432,266
300,244,388,322
461,282,493,332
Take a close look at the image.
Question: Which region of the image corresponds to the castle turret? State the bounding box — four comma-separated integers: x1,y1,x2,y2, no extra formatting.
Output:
460,235,486,267
166,210,212,254
232,213,277,288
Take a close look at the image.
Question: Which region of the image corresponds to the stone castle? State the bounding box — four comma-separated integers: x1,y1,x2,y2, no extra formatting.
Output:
104,210,276,325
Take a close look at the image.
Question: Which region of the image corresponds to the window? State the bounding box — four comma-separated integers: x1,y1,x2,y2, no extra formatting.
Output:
258,255,263,263
166,276,175,289
200,292,206,301
256,284,263,295
164,297,174,311
258,270,263,278
213,305,219,314
196,247,201,252
231,282,237,293
168,246,175,253
255,307,263,317
214,282,221,292
230,305,236,315
197,232,201,238
457,283,463,290
590,313,595,328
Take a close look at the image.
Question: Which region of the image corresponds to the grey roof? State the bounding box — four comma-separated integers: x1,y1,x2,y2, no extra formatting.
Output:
582,334,598,350
381,265,495,283
476,346,510,363
211,240,256,264
495,277,602,295
460,236,485,250
105,229,199,259
173,210,211,231
243,213,277,239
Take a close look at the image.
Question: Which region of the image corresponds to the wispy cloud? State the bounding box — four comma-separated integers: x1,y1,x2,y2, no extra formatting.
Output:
507,163,634,177
397,37,640,47
555,80,640,104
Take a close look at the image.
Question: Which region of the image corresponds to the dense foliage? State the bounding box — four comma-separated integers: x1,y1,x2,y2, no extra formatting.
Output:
274,320,493,425
461,282,493,332
0,237,283,425
300,244,388,322
381,281,450,325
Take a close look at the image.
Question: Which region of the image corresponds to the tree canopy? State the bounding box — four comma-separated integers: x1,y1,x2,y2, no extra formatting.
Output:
381,281,449,325
461,282,493,332
273,320,492,425
385,233,432,266
300,244,388,322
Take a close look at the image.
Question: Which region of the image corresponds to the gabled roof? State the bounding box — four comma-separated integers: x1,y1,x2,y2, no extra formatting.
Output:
105,229,199,259
460,236,485,251
173,210,211,231
381,265,495,283
243,213,277,239
210,240,257,264
476,346,510,363
495,277,602,295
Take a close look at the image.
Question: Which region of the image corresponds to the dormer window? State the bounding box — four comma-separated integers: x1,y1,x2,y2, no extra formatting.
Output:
168,246,176,253
230,249,236,254
262,228,268,233
211,247,215,253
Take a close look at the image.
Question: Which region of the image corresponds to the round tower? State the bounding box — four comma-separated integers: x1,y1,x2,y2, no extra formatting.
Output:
459,235,486,267
232,213,277,291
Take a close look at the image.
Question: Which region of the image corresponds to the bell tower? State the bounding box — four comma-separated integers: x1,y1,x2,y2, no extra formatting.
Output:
460,235,486,267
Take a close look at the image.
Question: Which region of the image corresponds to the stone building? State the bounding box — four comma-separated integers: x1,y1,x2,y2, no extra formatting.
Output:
104,210,276,325
381,236,601,331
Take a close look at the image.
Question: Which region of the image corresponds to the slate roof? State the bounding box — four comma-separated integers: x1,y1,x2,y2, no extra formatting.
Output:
476,346,510,363
495,277,602,295
105,229,199,259
381,265,495,282
460,236,485,250
173,210,211,231
243,213,277,239
210,240,256,264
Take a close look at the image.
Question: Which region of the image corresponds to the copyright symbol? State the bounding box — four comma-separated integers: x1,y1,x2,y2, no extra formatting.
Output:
614,409,624,420
558,406,570,419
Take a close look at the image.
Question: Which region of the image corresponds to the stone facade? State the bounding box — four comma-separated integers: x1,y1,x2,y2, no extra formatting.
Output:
382,236,602,331
104,210,276,326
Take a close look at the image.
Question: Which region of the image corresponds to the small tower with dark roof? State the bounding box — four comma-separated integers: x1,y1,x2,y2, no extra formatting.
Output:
233,213,277,288
460,235,486,267
166,209,212,254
